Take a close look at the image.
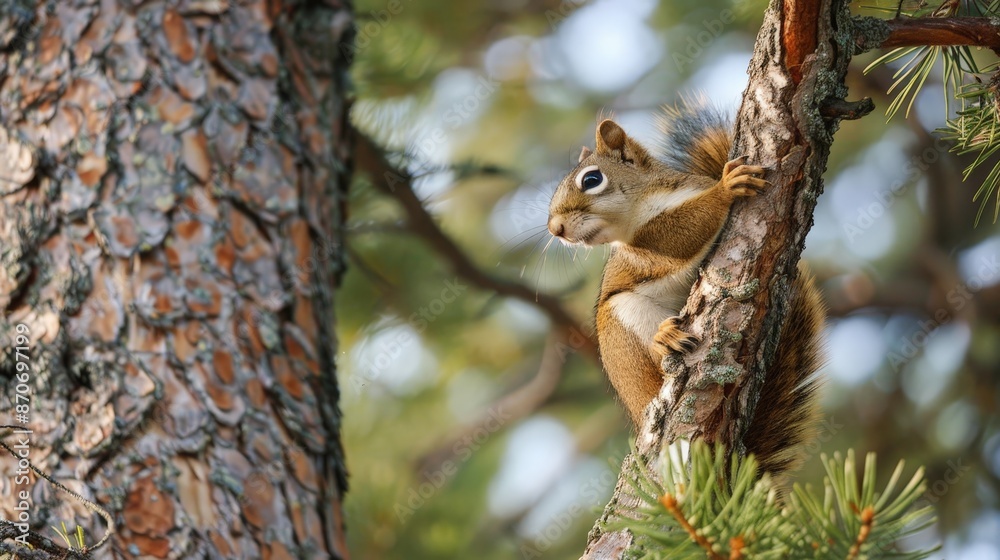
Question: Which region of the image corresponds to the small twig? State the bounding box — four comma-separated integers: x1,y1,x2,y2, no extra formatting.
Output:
344,246,401,296
846,506,875,560
658,493,724,560
820,97,875,120
728,535,745,559
0,427,115,556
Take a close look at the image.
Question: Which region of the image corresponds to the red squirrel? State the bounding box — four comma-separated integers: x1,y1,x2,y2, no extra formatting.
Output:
547,102,825,476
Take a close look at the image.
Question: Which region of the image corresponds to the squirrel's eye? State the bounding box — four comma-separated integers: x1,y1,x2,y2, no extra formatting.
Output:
575,165,607,194
582,170,603,189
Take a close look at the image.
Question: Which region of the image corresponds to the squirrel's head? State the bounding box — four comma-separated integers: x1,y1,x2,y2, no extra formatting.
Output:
547,119,665,247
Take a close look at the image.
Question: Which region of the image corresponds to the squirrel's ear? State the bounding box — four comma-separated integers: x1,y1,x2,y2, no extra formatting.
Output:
596,120,626,155
578,146,592,163
596,119,652,167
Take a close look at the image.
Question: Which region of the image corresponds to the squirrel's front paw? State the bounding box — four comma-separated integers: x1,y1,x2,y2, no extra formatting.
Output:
721,156,769,197
652,317,698,358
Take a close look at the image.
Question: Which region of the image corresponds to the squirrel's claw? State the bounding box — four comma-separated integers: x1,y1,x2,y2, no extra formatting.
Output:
722,158,769,197
722,156,751,175
652,317,699,358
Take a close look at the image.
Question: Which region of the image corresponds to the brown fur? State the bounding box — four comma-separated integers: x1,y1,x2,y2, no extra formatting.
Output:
688,131,731,180
595,301,665,421
656,101,732,180
659,105,733,179
743,266,825,478
547,110,825,481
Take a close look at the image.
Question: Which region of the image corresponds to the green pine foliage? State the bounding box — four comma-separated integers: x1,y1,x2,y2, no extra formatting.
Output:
940,74,1000,224
615,441,937,559
862,0,1000,223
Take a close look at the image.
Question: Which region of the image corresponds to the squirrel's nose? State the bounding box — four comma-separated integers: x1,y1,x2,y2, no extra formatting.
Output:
548,216,565,238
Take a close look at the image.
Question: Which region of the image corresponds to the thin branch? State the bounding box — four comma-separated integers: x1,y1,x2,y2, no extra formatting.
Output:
856,16,1000,53
352,129,598,360
658,493,724,560
729,536,745,560
482,404,620,539
414,331,582,475
344,246,401,297
846,506,875,560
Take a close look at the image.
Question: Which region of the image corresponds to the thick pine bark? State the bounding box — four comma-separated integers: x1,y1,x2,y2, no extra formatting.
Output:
582,0,853,556
0,1,352,558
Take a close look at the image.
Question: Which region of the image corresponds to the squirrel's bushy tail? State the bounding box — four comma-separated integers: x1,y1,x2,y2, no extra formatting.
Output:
654,97,732,180
658,97,825,478
743,267,825,478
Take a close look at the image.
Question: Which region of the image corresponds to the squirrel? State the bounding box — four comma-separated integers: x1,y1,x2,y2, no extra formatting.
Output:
546,101,825,477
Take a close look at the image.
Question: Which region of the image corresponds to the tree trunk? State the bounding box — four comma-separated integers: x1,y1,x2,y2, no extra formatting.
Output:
0,1,353,558
582,0,855,556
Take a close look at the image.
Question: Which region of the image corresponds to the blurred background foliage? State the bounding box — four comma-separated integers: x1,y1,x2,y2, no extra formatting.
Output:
336,0,1000,558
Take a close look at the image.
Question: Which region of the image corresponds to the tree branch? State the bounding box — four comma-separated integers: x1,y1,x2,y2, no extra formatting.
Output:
855,16,1000,53
414,330,585,476
352,129,598,360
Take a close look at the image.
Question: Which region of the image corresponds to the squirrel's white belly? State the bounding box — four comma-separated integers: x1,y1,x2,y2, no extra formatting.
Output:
607,267,698,354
